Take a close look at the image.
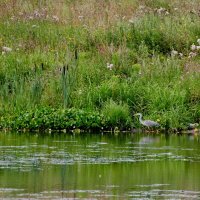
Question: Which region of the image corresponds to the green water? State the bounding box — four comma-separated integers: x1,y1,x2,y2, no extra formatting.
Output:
0,131,200,199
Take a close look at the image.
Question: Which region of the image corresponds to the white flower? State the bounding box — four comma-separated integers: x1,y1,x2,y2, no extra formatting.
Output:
196,46,200,50
157,7,165,14
190,44,196,51
52,15,59,22
107,63,114,70
2,46,12,53
171,50,178,57
34,10,40,17
179,53,183,57
78,16,84,21
128,19,134,24
188,52,197,58
197,39,200,45
139,6,145,10
156,7,168,15
165,11,169,15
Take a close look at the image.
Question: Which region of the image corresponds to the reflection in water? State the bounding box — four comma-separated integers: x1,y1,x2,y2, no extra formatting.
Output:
139,136,159,144
0,132,200,199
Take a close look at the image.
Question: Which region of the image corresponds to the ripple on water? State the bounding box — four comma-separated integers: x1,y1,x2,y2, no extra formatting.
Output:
1,189,199,200
127,189,200,199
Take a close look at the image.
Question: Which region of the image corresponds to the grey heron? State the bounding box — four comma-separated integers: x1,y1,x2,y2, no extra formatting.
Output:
135,113,160,128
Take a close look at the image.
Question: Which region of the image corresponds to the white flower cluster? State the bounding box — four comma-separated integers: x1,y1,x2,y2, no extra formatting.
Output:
171,39,200,59
2,46,12,55
155,7,169,15
106,63,114,70
189,39,200,58
171,50,183,58
190,40,200,51
10,9,59,23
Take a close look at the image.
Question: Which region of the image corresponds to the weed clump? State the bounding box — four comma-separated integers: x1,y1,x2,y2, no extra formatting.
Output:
102,100,132,129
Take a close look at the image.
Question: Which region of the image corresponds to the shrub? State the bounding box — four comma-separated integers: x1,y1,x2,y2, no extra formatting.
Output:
102,100,132,129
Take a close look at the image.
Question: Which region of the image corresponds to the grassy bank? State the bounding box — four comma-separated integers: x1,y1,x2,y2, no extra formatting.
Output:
0,0,200,131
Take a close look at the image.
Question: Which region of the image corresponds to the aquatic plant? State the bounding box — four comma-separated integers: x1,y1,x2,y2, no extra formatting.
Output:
0,107,105,131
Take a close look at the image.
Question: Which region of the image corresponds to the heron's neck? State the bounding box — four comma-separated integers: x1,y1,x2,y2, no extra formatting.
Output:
139,114,143,123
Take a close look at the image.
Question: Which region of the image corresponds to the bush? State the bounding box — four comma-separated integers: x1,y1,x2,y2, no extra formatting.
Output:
102,100,132,129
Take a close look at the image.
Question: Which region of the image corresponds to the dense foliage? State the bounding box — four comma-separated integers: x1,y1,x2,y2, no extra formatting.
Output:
0,0,200,131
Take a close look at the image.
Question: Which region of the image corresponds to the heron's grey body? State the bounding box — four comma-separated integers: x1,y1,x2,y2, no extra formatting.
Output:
135,113,160,128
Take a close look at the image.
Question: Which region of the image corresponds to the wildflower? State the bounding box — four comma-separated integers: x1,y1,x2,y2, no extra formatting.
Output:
156,7,169,15
139,5,145,10
32,25,37,28
157,7,165,14
188,52,197,58
197,39,200,45
128,19,134,24
165,11,169,15
179,53,183,57
107,63,114,70
196,46,200,50
52,15,59,22
190,44,196,51
2,46,12,53
10,16,15,20
34,10,40,17
171,50,178,57
78,16,84,21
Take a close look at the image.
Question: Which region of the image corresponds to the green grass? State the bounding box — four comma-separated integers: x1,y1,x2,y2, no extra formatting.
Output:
0,0,200,131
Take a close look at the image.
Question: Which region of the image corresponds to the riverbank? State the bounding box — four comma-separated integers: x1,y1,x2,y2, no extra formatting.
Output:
0,0,200,131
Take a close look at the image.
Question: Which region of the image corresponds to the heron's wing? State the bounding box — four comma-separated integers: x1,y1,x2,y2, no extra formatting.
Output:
144,120,160,127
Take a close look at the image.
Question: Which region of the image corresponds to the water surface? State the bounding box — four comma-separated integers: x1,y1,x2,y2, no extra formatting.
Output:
0,131,200,199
